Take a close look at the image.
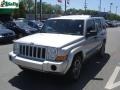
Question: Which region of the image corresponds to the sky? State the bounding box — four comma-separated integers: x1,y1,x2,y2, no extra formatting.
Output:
38,0,120,15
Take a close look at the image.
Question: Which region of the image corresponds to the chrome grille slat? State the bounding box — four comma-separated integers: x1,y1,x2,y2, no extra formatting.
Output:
32,46,33,57
18,44,46,61
24,45,26,56
28,46,30,57
40,49,42,57
21,45,24,55
26,46,29,56
36,47,38,58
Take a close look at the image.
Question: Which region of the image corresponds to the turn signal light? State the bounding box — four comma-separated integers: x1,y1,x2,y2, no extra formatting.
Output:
55,55,68,61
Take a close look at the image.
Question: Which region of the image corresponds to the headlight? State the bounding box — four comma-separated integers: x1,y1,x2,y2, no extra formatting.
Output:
13,43,19,54
47,47,57,60
47,47,68,61
55,49,68,62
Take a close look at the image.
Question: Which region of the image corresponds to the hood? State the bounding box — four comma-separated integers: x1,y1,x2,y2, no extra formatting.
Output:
15,33,84,48
16,23,37,31
0,29,14,34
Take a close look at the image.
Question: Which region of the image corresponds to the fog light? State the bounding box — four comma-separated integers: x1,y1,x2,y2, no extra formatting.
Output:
51,65,57,71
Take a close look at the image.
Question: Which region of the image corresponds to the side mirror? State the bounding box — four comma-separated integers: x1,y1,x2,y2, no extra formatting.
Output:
86,30,97,38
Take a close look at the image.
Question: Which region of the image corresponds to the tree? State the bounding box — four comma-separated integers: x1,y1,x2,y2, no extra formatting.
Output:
66,8,79,15
13,1,26,18
53,4,62,14
13,0,34,18
20,0,34,13
37,2,62,14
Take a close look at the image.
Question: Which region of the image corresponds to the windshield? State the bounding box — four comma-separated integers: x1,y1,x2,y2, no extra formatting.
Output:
34,21,42,24
15,21,31,28
0,24,7,29
42,19,84,35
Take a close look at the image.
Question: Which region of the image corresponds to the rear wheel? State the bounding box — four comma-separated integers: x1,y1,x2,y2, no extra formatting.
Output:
67,55,82,81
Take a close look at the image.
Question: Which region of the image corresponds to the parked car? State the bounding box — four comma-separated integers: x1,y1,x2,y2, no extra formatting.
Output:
0,24,15,43
26,20,43,30
41,20,46,23
106,20,117,27
9,15,107,81
4,20,39,38
116,21,120,26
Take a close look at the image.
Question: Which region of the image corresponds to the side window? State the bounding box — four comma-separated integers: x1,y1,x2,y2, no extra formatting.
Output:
101,19,106,29
95,19,102,32
86,20,96,37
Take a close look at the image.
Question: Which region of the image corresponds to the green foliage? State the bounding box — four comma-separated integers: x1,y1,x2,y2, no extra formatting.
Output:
53,4,62,14
12,1,26,18
37,2,62,14
66,8,120,20
107,13,120,20
13,0,34,18
20,0,34,12
13,1,62,18
12,1,120,20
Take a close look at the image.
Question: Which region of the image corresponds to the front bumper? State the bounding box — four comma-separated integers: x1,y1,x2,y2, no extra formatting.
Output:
9,52,68,74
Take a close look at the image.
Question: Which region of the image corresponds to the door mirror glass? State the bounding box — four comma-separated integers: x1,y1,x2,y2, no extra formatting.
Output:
86,29,97,37
86,20,97,38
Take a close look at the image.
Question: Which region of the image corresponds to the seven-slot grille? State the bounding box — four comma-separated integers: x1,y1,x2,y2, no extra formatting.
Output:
19,44,46,60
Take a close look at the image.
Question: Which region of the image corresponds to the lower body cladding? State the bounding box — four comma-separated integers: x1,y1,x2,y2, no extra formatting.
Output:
9,52,68,74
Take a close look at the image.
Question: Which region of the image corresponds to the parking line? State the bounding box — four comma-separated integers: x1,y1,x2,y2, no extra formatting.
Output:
105,66,120,89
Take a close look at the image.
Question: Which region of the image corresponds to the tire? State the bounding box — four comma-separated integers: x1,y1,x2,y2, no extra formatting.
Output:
98,43,105,57
67,55,82,81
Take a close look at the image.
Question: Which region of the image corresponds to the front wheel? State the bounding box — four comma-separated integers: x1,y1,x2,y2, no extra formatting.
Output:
67,55,82,81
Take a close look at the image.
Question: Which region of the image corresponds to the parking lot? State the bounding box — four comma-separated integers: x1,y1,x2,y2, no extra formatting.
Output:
0,27,120,90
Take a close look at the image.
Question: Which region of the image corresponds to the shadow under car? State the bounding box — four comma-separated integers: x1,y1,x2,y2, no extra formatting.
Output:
9,53,110,90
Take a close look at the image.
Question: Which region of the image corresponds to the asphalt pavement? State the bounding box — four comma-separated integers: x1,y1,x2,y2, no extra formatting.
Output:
0,27,120,90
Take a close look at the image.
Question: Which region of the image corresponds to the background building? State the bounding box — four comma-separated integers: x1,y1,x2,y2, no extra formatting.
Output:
0,0,19,22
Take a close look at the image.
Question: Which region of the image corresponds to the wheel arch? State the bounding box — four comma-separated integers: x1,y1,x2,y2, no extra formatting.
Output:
73,51,84,63
64,47,85,74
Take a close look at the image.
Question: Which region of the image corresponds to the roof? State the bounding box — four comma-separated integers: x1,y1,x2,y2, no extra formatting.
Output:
49,15,91,20
92,17,104,19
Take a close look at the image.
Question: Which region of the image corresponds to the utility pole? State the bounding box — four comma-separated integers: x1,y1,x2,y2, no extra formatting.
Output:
84,0,87,13
99,0,101,12
116,6,118,15
40,0,42,21
110,3,113,13
65,0,67,15
104,8,105,12
35,0,37,20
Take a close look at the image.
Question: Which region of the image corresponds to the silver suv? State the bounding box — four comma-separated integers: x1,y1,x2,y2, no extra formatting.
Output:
9,15,107,80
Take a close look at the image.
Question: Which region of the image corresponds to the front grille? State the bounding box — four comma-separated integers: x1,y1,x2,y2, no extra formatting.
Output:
19,44,46,60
